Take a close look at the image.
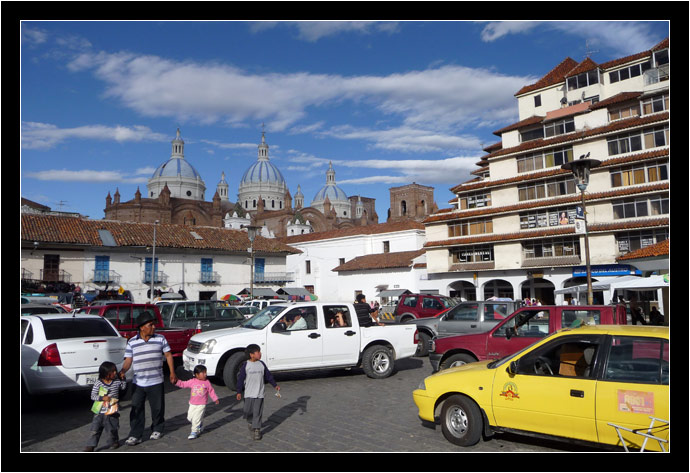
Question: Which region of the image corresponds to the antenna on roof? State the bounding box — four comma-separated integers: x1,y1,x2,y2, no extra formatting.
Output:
584,40,599,59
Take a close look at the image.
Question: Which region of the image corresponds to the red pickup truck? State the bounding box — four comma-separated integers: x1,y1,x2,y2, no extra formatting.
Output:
77,303,196,358
429,304,627,372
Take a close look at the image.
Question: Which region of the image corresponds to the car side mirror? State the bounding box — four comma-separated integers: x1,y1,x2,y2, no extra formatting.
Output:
507,360,519,375
505,326,512,340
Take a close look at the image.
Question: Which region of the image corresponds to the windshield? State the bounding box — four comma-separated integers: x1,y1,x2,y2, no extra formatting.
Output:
440,297,456,308
240,305,285,329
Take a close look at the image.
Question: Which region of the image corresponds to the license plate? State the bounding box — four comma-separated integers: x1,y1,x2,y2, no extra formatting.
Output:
83,373,99,385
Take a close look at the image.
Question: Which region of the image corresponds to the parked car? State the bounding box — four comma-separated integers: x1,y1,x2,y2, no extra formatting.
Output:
236,305,260,318
242,299,287,310
429,304,627,372
386,293,457,323
158,300,245,331
21,314,132,396
77,303,195,358
406,299,523,356
21,303,67,315
183,302,419,392
413,325,669,450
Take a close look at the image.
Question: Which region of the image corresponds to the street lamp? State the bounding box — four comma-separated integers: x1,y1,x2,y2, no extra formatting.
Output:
150,220,159,303
562,153,601,305
241,224,262,300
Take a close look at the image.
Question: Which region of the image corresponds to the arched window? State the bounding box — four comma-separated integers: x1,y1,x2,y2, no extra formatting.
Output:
253,200,256,208
272,200,275,208
401,200,407,215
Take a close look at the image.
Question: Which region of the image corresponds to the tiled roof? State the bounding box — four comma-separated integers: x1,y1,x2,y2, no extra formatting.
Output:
493,115,544,136
565,57,598,77
589,91,643,111
515,57,579,96
450,147,668,195
617,238,669,261
426,180,668,225
21,214,301,254
424,217,668,249
280,220,425,244
332,249,425,272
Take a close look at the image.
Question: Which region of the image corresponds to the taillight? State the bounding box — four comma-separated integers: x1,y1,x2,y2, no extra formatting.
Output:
195,321,202,334
38,343,62,366
414,329,419,344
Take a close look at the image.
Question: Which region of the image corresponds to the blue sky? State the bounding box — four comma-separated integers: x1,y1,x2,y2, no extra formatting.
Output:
20,20,669,221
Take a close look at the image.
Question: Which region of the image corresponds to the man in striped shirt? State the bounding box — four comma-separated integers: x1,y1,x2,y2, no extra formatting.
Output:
119,311,177,446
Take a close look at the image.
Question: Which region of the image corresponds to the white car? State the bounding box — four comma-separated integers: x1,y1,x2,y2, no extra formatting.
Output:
21,314,130,396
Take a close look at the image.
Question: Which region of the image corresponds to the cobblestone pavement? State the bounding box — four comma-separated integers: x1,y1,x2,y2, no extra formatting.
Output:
21,357,604,453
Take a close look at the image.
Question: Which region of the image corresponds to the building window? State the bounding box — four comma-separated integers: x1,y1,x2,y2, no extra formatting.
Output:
607,132,643,155
458,192,491,209
643,126,669,149
610,161,668,187
305,260,311,274
451,245,494,263
649,195,670,215
567,69,599,90
448,218,493,237
609,104,640,121
534,95,542,107
200,258,215,283
641,94,669,115
517,147,573,173
612,198,649,219
520,127,544,142
616,229,668,254
609,60,652,84
544,118,575,138
523,237,580,259
383,241,390,253
94,256,110,283
339,258,345,265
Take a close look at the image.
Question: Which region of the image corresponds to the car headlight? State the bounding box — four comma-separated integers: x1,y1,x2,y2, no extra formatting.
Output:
199,339,217,354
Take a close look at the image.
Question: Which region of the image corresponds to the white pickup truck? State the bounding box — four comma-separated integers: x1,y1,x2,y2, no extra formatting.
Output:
182,302,419,391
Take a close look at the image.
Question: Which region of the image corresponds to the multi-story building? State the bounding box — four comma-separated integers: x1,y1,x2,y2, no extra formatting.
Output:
423,38,669,307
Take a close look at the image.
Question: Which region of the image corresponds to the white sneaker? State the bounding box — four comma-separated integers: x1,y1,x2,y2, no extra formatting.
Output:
150,431,162,440
124,436,141,446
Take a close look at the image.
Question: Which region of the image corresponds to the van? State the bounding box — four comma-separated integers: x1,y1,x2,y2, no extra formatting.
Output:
158,300,245,332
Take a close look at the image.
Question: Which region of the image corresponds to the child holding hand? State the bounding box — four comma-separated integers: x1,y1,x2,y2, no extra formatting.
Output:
236,344,280,440
175,365,219,439
84,361,127,451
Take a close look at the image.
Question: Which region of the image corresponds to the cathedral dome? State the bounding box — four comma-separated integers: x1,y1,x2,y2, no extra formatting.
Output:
310,162,351,217
152,157,203,180
240,159,286,186
147,128,206,201
313,182,348,203
238,130,288,212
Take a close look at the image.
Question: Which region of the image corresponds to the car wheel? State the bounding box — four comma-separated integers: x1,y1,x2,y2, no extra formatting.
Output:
440,353,477,370
222,352,247,392
440,394,483,446
362,345,394,379
415,332,431,357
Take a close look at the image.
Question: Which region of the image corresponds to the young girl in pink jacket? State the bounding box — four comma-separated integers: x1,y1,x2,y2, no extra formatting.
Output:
175,365,219,439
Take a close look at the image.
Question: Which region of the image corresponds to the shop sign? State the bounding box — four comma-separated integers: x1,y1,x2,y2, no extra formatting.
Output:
572,264,641,277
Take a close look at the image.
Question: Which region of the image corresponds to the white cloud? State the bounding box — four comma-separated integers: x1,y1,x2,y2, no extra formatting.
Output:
24,169,148,183
66,50,529,139
21,122,168,149
250,21,401,42
479,21,666,57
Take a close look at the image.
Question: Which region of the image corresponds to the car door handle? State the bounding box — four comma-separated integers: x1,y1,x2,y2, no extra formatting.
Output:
470,324,477,328
570,389,585,398
344,330,356,336
308,333,321,339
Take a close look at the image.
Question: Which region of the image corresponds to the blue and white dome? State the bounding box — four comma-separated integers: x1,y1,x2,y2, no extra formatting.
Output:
311,162,351,217
147,129,206,201
238,131,288,212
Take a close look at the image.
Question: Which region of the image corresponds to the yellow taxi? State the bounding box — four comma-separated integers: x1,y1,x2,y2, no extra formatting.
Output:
413,325,669,451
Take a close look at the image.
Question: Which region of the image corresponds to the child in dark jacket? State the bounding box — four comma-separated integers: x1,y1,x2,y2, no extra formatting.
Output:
236,344,280,440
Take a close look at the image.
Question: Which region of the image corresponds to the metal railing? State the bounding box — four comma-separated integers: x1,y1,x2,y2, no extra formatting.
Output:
39,269,72,283
253,272,295,283
142,270,168,285
199,271,220,284
92,269,122,284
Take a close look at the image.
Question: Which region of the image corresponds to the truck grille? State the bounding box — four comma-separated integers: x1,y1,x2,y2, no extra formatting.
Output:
187,341,203,354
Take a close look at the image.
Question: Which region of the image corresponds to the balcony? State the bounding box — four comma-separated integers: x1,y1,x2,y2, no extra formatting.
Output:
199,271,220,284
142,270,168,285
40,269,72,283
521,255,581,268
92,269,122,284
253,272,295,283
643,64,669,86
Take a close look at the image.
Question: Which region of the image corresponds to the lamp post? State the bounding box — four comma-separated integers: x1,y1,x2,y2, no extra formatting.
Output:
150,220,159,303
241,224,262,300
562,153,601,305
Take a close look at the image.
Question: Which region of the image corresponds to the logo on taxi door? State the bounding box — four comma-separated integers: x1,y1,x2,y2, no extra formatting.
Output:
499,382,519,399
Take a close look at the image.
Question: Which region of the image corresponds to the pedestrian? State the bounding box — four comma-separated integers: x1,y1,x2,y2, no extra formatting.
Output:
175,365,220,439
236,344,280,441
84,361,127,451
119,311,177,446
649,307,664,326
629,295,646,325
354,294,384,326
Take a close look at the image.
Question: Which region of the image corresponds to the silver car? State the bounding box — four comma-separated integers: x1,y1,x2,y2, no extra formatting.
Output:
21,314,129,397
